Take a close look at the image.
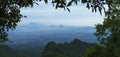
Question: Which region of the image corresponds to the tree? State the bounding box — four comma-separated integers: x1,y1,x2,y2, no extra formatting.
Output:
0,0,32,42
95,0,120,45
84,0,120,57
42,39,95,57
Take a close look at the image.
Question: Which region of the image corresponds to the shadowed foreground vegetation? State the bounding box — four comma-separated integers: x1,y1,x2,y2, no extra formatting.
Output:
42,39,95,57
0,44,17,57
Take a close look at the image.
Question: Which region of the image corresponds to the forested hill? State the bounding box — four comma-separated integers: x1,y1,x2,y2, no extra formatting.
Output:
0,44,17,57
42,39,96,57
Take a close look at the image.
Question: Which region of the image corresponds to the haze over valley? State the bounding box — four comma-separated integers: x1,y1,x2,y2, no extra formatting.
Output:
6,23,97,57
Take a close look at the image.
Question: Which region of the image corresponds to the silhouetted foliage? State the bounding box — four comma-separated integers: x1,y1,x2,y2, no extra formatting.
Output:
42,39,95,57
95,0,120,45
0,0,29,42
84,0,120,57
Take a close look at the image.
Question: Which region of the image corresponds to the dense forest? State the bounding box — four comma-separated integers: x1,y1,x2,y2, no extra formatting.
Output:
0,44,17,57
0,39,96,57
42,39,95,57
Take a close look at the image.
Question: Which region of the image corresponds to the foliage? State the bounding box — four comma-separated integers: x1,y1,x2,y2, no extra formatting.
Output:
42,39,95,57
0,0,30,42
95,0,120,45
84,43,120,57
84,45,105,57
84,0,120,57
0,44,17,57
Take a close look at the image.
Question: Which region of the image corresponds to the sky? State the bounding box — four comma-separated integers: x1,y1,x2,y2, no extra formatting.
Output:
20,1,104,27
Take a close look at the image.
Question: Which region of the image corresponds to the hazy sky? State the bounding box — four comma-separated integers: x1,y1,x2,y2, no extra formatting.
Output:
20,1,104,27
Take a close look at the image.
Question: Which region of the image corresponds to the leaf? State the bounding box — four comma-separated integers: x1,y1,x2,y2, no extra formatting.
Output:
44,0,48,4
86,3,90,9
81,0,87,3
98,7,102,15
55,3,59,9
67,2,72,6
67,8,70,12
67,0,73,7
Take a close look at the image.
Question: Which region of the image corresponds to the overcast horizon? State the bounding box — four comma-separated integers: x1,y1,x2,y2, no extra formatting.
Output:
19,1,104,27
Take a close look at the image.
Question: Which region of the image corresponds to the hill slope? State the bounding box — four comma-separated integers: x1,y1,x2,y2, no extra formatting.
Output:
42,39,95,57
0,44,17,57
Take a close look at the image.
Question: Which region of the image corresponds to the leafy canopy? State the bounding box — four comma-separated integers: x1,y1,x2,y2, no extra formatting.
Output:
84,0,120,57
42,39,95,57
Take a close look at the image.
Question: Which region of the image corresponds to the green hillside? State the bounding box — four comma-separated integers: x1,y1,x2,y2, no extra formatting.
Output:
0,44,17,57
42,39,96,57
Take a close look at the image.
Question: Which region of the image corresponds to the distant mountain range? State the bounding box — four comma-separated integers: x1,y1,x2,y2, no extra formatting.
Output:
18,23,95,28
